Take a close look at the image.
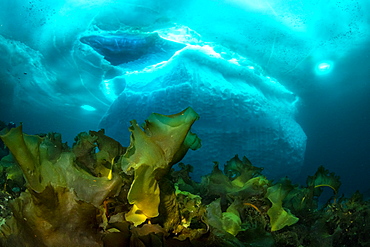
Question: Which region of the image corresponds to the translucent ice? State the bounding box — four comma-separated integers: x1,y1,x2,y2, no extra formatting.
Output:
100,45,307,179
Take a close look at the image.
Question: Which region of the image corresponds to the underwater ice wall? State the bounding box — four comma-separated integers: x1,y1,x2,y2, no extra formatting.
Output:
99,44,306,179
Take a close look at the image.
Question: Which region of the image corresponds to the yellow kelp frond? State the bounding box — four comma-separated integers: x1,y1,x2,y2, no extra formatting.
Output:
120,107,200,226
126,165,160,226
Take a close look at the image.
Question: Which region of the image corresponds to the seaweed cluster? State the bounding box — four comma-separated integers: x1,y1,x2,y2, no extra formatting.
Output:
0,109,369,247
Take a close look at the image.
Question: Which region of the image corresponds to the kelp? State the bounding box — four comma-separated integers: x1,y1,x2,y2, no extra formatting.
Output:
307,165,341,195
0,107,202,246
119,107,201,226
0,108,369,247
0,125,124,246
206,198,243,236
224,155,263,187
266,182,299,231
72,129,126,177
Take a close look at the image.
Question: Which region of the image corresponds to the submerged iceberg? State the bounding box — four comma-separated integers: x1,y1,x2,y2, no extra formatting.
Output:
0,0,319,180
100,44,306,179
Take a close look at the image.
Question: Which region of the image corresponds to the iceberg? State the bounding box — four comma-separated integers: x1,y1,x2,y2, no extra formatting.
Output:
100,44,306,179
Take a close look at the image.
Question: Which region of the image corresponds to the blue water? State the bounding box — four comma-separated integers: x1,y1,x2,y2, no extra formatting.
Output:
1,0,369,196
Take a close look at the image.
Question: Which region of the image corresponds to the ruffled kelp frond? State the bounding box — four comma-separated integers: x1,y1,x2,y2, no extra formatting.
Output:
266,183,299,232
119,107,201,226
307,165,341,194
224,155,263,187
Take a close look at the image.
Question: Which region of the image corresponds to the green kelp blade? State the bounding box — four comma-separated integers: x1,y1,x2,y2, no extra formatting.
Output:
206,199,243,236
266,184,299,231
307,166,341,194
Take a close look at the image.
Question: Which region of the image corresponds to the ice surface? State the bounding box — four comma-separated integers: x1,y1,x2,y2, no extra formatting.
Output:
172,0,370,91
79,32,186,66
99,45,306,179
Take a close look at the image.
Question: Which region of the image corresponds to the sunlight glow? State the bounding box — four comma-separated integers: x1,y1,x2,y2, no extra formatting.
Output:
315,61,334,75
80,105,96,111
318,63,330,70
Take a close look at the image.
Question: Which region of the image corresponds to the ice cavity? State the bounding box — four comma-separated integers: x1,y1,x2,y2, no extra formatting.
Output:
99,45,307,180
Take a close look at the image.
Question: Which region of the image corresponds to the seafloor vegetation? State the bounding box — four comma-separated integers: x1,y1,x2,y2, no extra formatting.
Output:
0,108,369,247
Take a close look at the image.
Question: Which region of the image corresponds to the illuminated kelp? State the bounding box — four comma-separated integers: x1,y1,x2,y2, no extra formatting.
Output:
0,126,124,246
0,109,370,247
119,107,201,226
